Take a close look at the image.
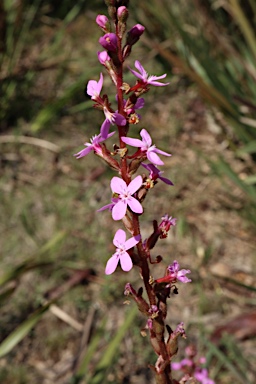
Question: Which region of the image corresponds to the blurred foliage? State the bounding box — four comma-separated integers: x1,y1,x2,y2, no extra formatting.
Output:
0,0,102,131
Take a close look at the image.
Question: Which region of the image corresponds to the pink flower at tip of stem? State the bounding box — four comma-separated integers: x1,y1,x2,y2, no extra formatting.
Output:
121,129,171,166
129,60,169,86
105,229,141,275
110,175,143,220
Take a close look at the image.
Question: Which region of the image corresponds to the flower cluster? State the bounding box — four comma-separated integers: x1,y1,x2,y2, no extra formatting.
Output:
74,2,214,383
172,345,215,384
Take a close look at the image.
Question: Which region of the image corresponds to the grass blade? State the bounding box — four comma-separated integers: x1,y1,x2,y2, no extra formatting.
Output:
0,303,51,358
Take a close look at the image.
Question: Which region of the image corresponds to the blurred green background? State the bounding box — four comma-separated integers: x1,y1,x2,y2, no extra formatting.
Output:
0,0,256,383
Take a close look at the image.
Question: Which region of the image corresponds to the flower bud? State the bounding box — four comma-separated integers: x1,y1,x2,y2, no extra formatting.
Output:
117,6,128,22
97,50,111,65
126,24,145,46
99,33,118,52
96,15,110,33
167,322,186,358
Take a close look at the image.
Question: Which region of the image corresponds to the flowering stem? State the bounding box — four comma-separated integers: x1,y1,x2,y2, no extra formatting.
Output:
76,2,203,383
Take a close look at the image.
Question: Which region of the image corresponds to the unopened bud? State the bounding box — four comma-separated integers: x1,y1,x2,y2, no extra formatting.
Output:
126,24,145,46
96,14,111,33
97,50,111,65
117,6,128,21
99,33,118,52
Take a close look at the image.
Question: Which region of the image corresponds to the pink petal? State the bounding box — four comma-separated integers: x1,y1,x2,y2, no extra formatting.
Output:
147,151,164,165
111,176,126,194
135,60,146,78
100,119,111,139
127,175,143,194
159,175,174,185
98,72,103,92
154,148,172,157
105,254,119,275
114,113,126,126
140,129,152,146
124,234,141,250
129,67,143,80
74,146,93,159
87,73,103,97
127,196,143,214
97,202,114,212
120,252,133,272
121,137,144,148
149,74,167,81
112,200,127,220
149,81,169,87
113,229,126,246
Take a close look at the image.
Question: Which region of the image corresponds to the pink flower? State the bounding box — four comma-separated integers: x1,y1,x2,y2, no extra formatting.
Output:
129,60,169,86
158,214,177,238
155,260,191,285
167,261,191,283
87,73,104,102
110,175,143,220
141,163,173,186
121,129,171,166
86,73,126,139
73,132,115,159
195,369,215,384
105,229,141,274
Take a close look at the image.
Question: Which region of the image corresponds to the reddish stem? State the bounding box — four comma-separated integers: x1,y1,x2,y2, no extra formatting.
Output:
114,13,172,384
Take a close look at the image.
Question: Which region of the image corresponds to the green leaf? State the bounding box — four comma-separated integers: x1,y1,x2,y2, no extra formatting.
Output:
0,303,51,358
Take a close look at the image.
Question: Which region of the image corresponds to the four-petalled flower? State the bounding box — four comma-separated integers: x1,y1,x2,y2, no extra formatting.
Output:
110,175,143,220
87,73,126,139
121,129,171,166
105,229,141,274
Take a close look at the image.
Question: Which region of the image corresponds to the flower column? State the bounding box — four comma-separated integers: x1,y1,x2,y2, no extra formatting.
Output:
74,2,194,383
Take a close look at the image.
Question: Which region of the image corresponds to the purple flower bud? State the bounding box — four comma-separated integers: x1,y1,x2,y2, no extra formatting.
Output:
99,33,118,52
96,15,108,28
96,15,110,32
129,24,145,37
97,50,110,65
126,24,145,45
